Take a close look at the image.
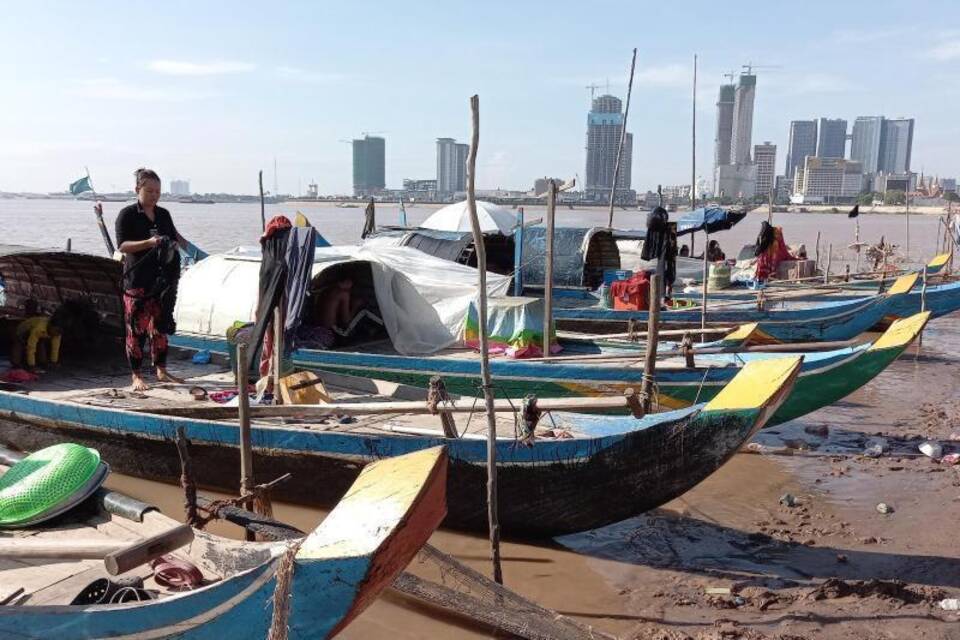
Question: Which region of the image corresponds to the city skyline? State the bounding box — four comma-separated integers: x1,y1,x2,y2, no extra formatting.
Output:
2,1,958,195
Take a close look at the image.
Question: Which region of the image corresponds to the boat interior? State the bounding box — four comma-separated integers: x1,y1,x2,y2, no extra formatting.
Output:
0,474,276,607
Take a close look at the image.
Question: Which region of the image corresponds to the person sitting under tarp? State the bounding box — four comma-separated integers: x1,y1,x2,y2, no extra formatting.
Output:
309,277,384,349
11,306,68,370
754,221,796,281
706,240,726,262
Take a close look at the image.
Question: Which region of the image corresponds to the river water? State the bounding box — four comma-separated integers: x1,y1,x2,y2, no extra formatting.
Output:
0,198,948,269
4,198,958,637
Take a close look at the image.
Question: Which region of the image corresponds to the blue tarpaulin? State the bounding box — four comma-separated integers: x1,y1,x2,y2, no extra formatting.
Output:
675,207,746,236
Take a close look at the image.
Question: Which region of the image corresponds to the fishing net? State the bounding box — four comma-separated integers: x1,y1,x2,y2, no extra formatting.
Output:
393,543,616,640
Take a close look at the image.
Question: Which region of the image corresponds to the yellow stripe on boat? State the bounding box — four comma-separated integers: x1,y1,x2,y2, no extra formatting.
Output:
722,322,780,346
927,252,951,271
887,271,920,295
703,356,802,412
297,446,447,560
868,311,930,351
722,322,758,343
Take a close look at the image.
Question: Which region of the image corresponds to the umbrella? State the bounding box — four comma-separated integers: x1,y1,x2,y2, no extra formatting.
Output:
675,207,746,236
420,200,517,234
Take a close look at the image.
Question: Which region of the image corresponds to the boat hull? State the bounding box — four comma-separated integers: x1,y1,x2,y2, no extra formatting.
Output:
172,312,926,428
0,360,799,537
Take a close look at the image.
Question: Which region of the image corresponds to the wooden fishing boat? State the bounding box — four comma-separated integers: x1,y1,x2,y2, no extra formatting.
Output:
172,311,929,426
0,358,799,536
551,272,921,341
0,446,448,638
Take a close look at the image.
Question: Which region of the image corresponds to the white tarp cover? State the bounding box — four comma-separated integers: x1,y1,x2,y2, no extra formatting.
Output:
420,200,517,234
174,244,511,355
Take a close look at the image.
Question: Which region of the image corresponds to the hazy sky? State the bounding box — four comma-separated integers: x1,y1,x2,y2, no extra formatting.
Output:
2,0,958,195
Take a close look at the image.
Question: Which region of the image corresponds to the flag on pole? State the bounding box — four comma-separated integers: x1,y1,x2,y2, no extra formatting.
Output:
848,204,860,218
69,176,93,195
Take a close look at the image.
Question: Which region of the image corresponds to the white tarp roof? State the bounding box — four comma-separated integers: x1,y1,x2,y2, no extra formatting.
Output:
174,244,511,355
420,200,517,234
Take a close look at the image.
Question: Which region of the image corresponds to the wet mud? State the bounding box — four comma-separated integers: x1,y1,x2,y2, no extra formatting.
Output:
104,319,960,639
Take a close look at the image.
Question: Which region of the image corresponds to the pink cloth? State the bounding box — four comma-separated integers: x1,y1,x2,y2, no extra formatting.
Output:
0,369,39,383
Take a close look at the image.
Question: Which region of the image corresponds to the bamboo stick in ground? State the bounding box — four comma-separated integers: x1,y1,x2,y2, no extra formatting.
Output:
465,93,502,585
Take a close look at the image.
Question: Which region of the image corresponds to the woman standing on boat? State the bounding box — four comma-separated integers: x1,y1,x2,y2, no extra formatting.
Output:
115,168,190,391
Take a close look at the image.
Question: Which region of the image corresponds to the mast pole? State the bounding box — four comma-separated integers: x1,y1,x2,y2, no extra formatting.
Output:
607,48,637,229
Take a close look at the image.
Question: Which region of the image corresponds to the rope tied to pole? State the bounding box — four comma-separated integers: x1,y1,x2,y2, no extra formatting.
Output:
519,395,541,446
427,375,459,438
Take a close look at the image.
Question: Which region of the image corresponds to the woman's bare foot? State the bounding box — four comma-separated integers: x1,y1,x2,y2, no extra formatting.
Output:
131,374,149,391
156,368,184,384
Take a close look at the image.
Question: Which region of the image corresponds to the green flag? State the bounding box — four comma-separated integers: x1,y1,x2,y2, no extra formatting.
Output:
69,176,92,195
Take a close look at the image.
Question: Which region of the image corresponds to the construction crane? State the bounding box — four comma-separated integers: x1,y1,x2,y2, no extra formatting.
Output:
741,63,782,75
360,130,386,138
585,83,601,101
722,70,737,83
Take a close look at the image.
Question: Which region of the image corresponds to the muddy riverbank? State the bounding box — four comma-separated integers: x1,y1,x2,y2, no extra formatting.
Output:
101,318,960,639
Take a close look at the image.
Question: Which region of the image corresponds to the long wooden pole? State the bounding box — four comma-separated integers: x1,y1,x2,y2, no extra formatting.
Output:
86,167,116,257
824,243,832,284
513,207,524,296
543,181,557,359
640,269,662,413
272,306,283,405
465,94,502,585
691,54,697,213
905,188,910,260
258,170,266,231
236,342,254,541
607,48,638,229
700,231,709,339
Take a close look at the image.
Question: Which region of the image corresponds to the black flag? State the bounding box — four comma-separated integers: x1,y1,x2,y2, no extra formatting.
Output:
848,204,860,218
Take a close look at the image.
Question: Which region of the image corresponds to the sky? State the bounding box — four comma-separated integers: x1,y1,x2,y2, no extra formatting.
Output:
1,0,959,195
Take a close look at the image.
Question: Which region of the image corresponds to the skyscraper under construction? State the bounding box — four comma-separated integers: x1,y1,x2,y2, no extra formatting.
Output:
584,94,633,203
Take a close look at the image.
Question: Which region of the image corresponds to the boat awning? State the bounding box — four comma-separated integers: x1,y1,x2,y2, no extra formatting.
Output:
675,207,747,236
175,245,511,355
0,245,124,328
520,227,620,289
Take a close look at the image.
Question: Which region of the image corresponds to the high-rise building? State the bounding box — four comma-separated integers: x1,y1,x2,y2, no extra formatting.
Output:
879,118,915,174
352,135,385,196
793,157,863,203
714,164,756,200
816,118,847,158
436,138,469,194
713,83,736,169
850,116,884,174
585,94,634,202
785,120,817,182
169,179,190,196
753,142,777,199
730,73,757,165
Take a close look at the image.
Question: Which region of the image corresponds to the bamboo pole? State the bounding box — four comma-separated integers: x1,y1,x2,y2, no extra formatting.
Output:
640,268,662,413
142,392,647,419
700,231,709,340
513,207,524,296
815,231,821,270
690,54,697,214
824,243,832,284
258,170,266,231
607,48,637,230
543,181,557,359
273,307,283,405
465,94,502,585
236,342,255,541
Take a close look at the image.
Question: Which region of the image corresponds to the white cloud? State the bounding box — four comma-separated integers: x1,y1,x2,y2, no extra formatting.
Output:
276,66,347,84
72,78,215,102
148,60,255,75
923,40,960,61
